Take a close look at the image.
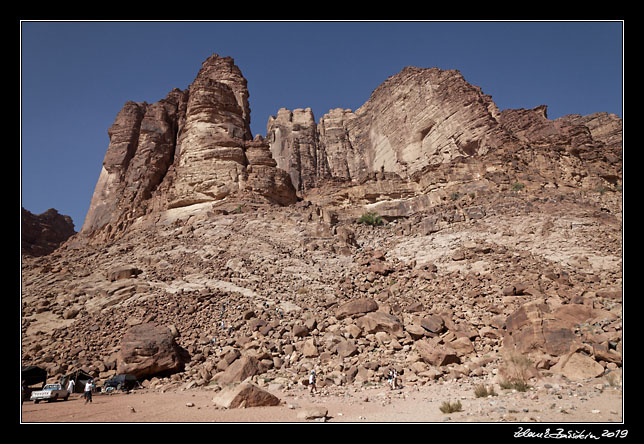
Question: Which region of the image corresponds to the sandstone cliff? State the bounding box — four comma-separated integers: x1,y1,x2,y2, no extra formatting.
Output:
267,67,515,187
83,55,622,243
267,66,621,197
82,55,296,240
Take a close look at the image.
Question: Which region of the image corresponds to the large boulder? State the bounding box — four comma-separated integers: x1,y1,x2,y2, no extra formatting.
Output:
116,323,188,378
335,298,378,320
420,314,445,335
216,355,261,384
211,382,281,408
415,339,461,366
297,406,329,420
550,352,605,380
503,300,617,358
503,300,576,357
334,339,359,358
301,339,319,358
356,312,404,338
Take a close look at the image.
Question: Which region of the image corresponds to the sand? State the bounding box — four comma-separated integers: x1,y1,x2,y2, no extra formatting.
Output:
20,377,623,425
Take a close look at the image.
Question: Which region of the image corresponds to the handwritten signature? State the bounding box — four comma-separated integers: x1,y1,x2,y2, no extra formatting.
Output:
514,427,628,439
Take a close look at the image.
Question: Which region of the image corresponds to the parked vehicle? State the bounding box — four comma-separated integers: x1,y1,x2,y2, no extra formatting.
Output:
102,374,140,391
30,384,69,403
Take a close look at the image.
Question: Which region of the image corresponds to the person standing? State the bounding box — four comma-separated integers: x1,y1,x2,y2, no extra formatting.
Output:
388,368,398,390
309,370,318,395
66,378,75,395
84,379,93,404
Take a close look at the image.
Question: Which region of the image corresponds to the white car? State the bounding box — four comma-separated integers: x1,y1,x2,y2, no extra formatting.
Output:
30,384,69,403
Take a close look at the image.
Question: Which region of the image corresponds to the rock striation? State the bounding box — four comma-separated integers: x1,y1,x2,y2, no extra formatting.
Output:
82,54,296,240
267,67,516,187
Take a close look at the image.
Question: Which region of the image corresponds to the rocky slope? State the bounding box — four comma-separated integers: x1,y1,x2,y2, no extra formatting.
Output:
21,54,622,406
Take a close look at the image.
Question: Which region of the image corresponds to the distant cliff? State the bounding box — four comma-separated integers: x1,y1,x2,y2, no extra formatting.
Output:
22,207,76,256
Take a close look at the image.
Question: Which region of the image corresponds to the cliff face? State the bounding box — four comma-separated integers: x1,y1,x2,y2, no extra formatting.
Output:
267,66,622,194
82,90,187,234
267,67,516,187
267,108,331,191
82,54,622,242
82,55,296,239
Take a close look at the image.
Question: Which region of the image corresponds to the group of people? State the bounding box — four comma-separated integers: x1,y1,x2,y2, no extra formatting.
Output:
387,368,399,390
27,367,400,406
21,377,95,406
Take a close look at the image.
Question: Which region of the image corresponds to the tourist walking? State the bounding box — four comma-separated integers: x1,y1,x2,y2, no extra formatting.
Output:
387,368,398,390
309,370,318,395
84,379,93,404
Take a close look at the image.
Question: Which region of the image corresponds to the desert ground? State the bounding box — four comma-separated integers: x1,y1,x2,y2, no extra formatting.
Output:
21,375,622,424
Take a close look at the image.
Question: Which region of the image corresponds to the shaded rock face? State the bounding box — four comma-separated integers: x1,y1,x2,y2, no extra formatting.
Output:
267,108,331,191
82,90,187,235
82,54,296,239
22,208,76,257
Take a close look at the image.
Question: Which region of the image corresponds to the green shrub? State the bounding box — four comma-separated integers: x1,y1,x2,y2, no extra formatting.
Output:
511,182,525,191
357,212,384,226
439,400,463,414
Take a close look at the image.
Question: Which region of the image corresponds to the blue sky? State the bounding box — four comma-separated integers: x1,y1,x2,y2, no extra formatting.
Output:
20,21,623,231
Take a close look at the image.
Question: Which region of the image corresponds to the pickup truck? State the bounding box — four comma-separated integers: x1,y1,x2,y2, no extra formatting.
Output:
30,384,69,403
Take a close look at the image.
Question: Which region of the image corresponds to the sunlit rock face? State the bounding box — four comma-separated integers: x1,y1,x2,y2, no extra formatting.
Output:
268,66,518,188
82,54,296,240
